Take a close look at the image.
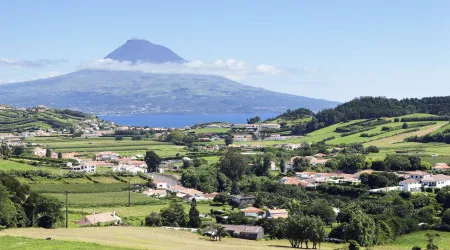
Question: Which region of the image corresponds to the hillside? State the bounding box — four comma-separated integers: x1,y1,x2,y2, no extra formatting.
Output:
0,70,339,115
0,106,91,133
0,39,340,115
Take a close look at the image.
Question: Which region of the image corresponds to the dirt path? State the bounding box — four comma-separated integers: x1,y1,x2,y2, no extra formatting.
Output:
365,123,446,147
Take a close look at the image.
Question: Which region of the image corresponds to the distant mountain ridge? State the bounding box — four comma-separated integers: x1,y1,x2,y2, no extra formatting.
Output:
105,39,186,64
0,39,340,115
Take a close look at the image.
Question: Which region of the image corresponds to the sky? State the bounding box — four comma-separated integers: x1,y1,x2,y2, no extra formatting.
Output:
1,0,449,102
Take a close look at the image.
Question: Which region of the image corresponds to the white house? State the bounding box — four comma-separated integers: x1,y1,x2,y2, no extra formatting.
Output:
79,211,121,226
241,207,264,218
421,174,450,189
432,163,450,172
65,161,96,173
399,179,422,192
406,171,432,180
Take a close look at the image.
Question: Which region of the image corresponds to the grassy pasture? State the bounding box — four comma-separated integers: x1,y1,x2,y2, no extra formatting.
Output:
0,160,62,173
0,236,127,250
29,183,129,193
26,137,185,157
1,227,448,250
46,191,165,207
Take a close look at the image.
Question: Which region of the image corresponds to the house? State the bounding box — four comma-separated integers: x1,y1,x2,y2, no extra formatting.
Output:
64,161,96,173
222,225,264,240
143,189,167,198
33,147,47,157
203,192,218,200
266,209,288,219
260,124,281,130
421,174,450,189
280,177,307,186
95,151,120,161
432,163,450,171
231,195,256,207
112,165,144,174
78,211,121,226
153,180,168,189
241,207,264,218
405,171,432,180
400,179,422,192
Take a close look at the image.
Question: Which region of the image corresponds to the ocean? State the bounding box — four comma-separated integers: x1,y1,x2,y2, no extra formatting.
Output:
99,113,279,128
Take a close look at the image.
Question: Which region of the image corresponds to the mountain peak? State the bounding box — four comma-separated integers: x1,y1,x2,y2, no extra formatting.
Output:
105,39,186,64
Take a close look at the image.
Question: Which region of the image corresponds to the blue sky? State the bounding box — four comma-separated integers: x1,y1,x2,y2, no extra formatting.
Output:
1,0,449,102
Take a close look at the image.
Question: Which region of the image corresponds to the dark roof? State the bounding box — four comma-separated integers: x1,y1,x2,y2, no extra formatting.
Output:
222,224,263,233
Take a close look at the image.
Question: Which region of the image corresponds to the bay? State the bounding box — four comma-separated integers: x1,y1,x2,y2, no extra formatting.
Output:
99,113,279,128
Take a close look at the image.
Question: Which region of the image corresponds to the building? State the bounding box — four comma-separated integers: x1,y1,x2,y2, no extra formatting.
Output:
405,171,432,180
432,163,450,171
143,189,167,198
231,195,256,207
260,124,281,130
112,165,145,174
266,209,288,219
95,151,120,161
399,179,422,192
65,161,96,173
222,225,264,240
78,211,121,226
421,174,450,189
241,207,264,218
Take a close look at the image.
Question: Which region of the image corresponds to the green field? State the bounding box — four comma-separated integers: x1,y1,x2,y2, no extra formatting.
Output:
1,228,448,250
0,236,127,250
0,160,61,173
28,183,129,193
26,137,185,157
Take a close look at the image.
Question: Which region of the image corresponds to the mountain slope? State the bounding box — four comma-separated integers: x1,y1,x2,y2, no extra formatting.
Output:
105,39,185,64
0,39,340,114
0,70,339,115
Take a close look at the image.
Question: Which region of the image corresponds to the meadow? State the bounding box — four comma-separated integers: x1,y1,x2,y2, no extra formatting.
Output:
26,136,185,157
0,236,127,250
1,227,449,250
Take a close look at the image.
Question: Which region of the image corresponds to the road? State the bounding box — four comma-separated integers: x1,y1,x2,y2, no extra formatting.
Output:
147,172,179,186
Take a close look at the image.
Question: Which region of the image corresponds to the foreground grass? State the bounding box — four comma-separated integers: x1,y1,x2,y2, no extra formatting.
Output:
0,227,339,250
0,236,127,250
378,230,450,250
0,228,449,250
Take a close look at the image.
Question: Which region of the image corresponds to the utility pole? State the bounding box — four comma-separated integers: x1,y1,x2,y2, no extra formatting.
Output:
128,180,131,207
65,191,69,228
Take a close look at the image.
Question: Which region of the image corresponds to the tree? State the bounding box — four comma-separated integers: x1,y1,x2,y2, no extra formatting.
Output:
305,199,336,226
442,209,450,225
425,233,439,250
338,154,366,173
343,210,377,246
12,146,24,156
115,135,123,141
160,202,187,227
144,212,161,227
187,198,201,228
132,135,143,141
219,149,247,181
224,135,233,146
280,159,286,173
144,151,161,173
213,193,231,205
34,195,63,228
57,152,62,159
0,184,17,227
247,116,261,124
384,155,411,171
436,187,450,209
206,223,228,241
0,144,11,159
402,123,409,129
45,149,51,158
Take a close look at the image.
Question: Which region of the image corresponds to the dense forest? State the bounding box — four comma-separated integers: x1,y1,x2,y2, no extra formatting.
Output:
316,96,450,126
283,96,450,135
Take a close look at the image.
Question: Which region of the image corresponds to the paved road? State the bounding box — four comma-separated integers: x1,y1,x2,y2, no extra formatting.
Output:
147,173,179,186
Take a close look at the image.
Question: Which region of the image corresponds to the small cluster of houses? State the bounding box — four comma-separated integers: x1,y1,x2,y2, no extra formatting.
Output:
143,181,218,201
398,165,450,192
281,171,362,188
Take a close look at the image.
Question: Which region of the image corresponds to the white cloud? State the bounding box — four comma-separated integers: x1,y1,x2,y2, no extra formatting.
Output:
0,58,69,68
256,64,281,75
0,71,67,84
80,58,282,81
